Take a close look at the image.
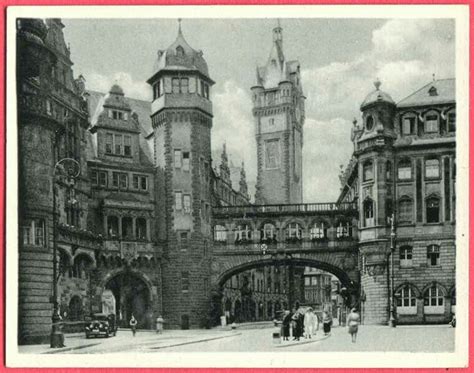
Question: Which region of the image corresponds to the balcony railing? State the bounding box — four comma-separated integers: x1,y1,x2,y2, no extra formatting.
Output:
213,202,357,217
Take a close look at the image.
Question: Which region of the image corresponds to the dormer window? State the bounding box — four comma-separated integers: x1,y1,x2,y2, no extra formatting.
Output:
402,116,415,135
176,46,185,57
109,110,127,120
104,132,132,157
425,114,439,133
428,86,438,96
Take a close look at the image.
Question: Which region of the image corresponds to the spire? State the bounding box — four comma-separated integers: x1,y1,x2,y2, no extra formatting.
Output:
273,19,283,43
178,18,183,35
220,143,230,183
239,161,248,196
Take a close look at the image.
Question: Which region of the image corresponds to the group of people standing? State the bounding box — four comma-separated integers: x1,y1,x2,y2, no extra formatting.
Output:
281,305,361,343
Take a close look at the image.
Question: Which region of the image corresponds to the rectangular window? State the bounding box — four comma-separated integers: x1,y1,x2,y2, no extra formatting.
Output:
174,150,182,168
425,159,440,179
181,271,189,292
119,173,128,189
182,152,190,171
402,117,415,135
132,175,148,190
172,78,180,94
105,133,113,154
305,277,310,286
153,81,161,99
114,134,123,155
427,245,440,266
398,165,412,180
181,78,189,93
98,171,107,187
398,199,413,224
91,170,98,186
265,139,280,169
399,247,413,268
447,112,456,132
21,219,45,247
183,194,191,213
124,135,132,156
425,115,439,133
112,172,119,188
175,191,182,211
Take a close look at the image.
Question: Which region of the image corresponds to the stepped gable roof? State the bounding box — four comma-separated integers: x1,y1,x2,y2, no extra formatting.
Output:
397,78,455,108
360,79,395,110
151,20,210,79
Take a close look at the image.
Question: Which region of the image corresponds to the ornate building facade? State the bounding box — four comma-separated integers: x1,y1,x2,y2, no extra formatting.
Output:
16,18,456,345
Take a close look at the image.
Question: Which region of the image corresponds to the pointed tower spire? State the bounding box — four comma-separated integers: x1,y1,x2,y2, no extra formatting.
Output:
220,143,230,183
178,18,183,35
239,161,248,196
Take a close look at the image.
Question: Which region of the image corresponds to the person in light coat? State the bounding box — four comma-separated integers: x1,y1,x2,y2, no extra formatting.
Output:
304,308,314,338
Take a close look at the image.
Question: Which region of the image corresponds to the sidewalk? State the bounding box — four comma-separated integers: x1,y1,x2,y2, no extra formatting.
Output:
18,328,242,354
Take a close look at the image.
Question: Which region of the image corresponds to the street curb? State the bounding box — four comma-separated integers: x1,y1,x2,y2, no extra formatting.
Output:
149,332,242,350
42,343,101,354
275,334,330,348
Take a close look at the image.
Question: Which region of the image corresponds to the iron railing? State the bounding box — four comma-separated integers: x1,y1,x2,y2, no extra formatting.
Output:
213,202,357,216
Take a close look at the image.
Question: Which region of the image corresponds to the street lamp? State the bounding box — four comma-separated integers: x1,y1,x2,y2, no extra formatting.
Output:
50,156,80,348
389,213,397,328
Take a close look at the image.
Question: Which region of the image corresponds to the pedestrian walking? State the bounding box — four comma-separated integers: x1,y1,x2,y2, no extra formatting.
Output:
130,314,138,336
347,308,360,343
282,310,292,341
322,310,332,336
313,311,320,335
156,315,164,334
304,308,316,338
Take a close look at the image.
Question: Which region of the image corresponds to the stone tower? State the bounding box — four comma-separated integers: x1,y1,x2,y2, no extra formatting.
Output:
252,23,305,204
147,21,214,328
353,79,397,324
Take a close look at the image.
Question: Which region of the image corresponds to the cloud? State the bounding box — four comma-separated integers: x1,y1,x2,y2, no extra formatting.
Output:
86,71,152,100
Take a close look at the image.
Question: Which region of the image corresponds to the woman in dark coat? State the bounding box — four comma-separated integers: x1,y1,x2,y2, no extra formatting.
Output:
282,310,292,341
322,310,332,336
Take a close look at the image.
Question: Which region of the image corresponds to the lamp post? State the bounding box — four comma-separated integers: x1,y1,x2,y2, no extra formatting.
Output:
389,213,397,328
50,156,80,348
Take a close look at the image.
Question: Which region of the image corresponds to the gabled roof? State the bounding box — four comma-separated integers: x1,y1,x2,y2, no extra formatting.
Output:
397,78,455,108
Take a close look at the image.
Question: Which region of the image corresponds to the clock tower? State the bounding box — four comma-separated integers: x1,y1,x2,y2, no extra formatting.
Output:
252,23,305,204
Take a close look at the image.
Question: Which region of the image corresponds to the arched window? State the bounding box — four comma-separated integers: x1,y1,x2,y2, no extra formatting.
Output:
426,195,440,223
176,45,185,57
365,115,374,131
285,223,302,241
213,225,227,242
235,224,252,242
136,218,147,240
260,223,277,242
424,284,444,314
396,284,417,315
398,159,412,180
310,221,327,240
107,216,119,238
363,160,374,181
336,221,352,238
427,244,440,266
399,246,413,267
363,198,375,227
398,197,413,224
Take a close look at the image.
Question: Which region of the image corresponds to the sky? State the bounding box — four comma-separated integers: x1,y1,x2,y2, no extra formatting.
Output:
62,18,455,202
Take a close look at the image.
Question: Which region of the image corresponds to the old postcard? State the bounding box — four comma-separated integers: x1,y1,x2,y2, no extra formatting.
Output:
5,4,470,368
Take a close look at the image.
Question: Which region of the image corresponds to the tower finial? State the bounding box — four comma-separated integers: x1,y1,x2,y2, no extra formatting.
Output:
432,73,436,82
178,18,182,34
374,78,381,90
277,18,281,29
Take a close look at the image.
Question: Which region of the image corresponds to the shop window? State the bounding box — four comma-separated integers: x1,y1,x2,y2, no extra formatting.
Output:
424,284,444,314
399,246,413,267
426,196,440,223
398,197,413,224
425,158,440,179
363,160,374,181
21,218,45,246
427,245,440,266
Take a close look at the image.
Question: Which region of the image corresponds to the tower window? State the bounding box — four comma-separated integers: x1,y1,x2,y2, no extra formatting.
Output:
172,78,181,94
180,78,189,93
181,271,190,292
363,160,374,181
176,46,185,57
365,115,374,131
21,218,45,247
363,198,374,227
264,139,280,169
153,80,162,99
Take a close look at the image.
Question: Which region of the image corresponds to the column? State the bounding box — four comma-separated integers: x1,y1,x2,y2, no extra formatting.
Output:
132,217,136,239
118,217,122,239
146,219,151,241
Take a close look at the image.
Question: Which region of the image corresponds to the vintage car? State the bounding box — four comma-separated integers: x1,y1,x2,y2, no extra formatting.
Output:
85,313,117,338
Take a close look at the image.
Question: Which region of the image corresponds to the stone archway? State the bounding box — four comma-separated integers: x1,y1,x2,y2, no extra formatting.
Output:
102,270,154,329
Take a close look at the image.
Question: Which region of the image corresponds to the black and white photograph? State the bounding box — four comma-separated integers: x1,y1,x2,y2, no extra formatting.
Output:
6,5,469,368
